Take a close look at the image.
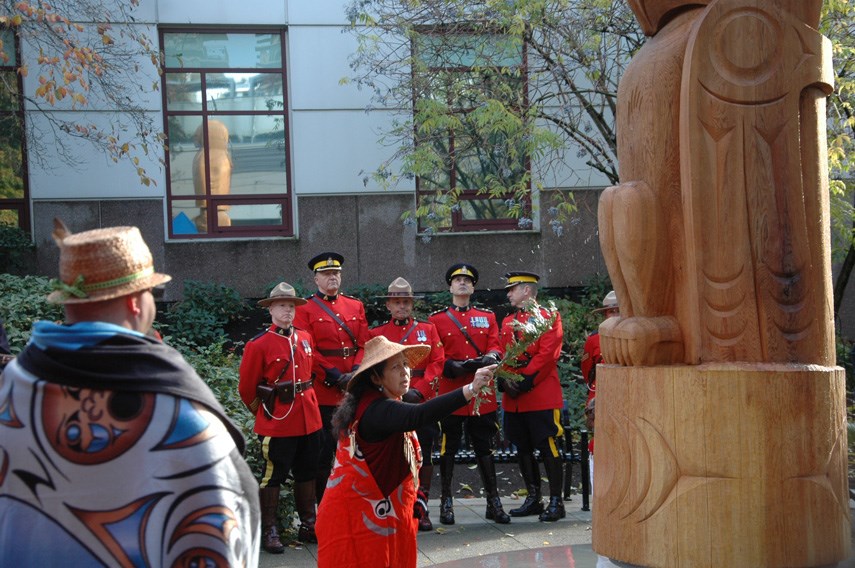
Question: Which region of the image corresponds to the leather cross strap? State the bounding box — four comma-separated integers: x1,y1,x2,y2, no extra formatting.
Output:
399,321,418,344
444,309,484,356
311,296,359,349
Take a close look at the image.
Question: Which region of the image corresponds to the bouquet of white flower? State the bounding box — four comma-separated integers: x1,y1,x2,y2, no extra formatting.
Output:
471,300,558,415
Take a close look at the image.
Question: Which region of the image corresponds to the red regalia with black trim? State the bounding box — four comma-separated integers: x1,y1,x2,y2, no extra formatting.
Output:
238,325,322,437
428,305,501,416
370,318,444,400
499,307,564,413
315,389,421,567
294,292,370,406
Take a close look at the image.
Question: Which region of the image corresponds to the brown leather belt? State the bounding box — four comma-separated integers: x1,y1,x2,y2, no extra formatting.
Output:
319,347,359,358
411,369,425,377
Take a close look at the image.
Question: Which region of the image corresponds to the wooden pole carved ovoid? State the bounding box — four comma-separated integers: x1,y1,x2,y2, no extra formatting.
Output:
593,1,849,566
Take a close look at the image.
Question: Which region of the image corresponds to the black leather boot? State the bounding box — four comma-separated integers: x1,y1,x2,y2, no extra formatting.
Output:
294,480,318,543
439,453,455,525
509,452,544,517
259,486,285,554
315,467,330,506
477,455,510,524
539,453,566,522
417,464,434,531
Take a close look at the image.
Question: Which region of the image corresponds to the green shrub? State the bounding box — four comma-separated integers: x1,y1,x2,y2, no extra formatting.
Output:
0,223,34,273
160,280,248,347
0,273,63,352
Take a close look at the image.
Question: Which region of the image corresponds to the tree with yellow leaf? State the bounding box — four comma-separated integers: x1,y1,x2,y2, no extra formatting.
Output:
0,0,163,187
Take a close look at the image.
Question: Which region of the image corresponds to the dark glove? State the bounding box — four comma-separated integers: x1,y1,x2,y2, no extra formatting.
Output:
337,372,353,392
498,377,520,398
482,351,501,365
323,367,342,388
443,359,468,378
401,389,424,403
413,486,428,519
517,372,536,393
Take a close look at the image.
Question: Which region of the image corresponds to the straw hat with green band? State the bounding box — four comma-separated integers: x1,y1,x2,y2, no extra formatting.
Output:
346,336,431,393
47,218,172,304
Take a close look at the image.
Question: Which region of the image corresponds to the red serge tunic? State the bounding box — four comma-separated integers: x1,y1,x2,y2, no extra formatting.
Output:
428,306,501,416
294,293,371,407
580,331,601,404
237,325,322,437
499,308,564,414
370,318,445,400
316,387,470,567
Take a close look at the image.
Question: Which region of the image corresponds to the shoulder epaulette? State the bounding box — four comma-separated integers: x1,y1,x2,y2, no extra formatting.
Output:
249,329,267,342
472,305,494,313
429,308,447,317
340,293,362,302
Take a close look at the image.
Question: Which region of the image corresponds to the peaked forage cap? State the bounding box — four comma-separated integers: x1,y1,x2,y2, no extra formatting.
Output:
47,221,171,304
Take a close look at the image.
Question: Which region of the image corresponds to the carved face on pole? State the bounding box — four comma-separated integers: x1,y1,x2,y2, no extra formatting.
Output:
627,0,821,37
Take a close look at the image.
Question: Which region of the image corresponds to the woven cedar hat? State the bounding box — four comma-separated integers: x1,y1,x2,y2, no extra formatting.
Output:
257,282,307,307
504,271,540,289
377,277,423,299
47,219,171,305
347,336,430,393
592,290,619,313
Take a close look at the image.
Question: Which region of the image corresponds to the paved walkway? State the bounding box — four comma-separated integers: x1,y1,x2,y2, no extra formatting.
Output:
260,497,855,567
259,496,595,568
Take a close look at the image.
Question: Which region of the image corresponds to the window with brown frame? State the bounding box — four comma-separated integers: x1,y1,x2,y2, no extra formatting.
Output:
0,27,30,232
161,28,292,238
412,29,530,233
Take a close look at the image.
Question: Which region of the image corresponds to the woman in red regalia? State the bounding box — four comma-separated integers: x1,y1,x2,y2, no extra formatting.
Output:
316,336,494,568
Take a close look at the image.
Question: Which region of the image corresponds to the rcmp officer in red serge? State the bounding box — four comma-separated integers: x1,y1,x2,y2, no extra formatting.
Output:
498,271,566,522
294,252,370,504
371,277,445,531
239,282,323,553
428,263,510,525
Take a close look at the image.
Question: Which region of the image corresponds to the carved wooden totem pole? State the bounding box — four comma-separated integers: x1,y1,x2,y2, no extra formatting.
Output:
593,1,850,566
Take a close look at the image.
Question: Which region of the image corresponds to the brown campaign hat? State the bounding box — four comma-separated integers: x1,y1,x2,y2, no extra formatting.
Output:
47,218,171,305
347,336,430,393
592,290,619,313
377,277,423,299
257,282,307,307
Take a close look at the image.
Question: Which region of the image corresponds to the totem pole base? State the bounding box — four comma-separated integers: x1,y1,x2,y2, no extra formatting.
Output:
592,364,850,568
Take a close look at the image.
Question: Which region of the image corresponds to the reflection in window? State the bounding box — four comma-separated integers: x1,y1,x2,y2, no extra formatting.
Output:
0,27,29,232
413,29,528,233
162,29,292,238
